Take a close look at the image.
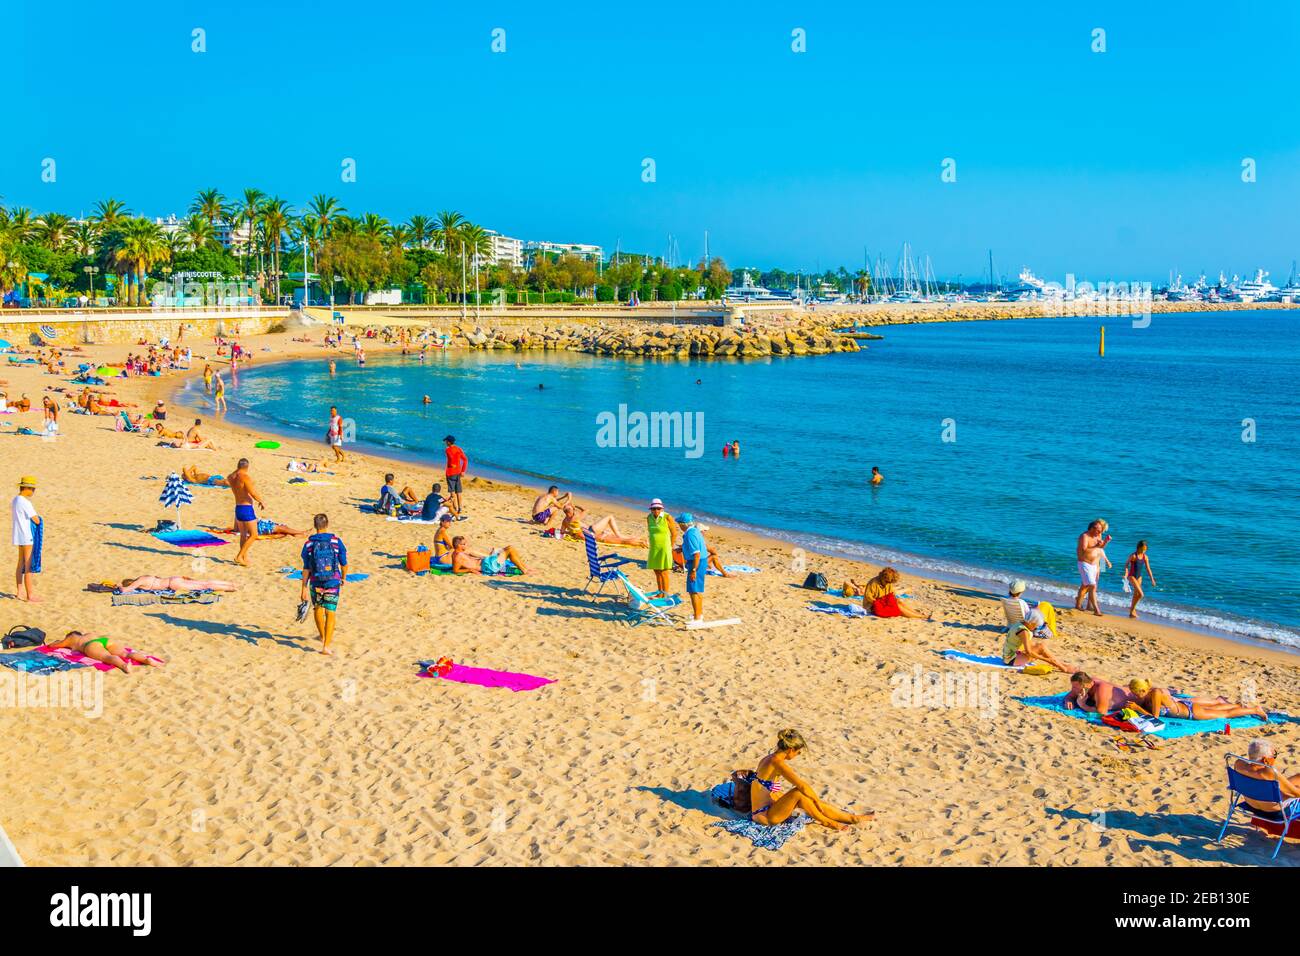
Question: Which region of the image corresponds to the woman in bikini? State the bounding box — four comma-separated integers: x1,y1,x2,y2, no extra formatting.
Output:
432,515,456,569
1126,679,1268,721
46,631,162,674
748,729,872,831
559,505,646,547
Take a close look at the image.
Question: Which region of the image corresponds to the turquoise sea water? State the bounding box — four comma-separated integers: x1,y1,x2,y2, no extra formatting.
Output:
201,310,1300,648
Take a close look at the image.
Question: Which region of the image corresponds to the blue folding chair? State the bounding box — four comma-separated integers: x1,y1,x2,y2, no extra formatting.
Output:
1217,754,1299,860
613,570,682,626
581,529,637,594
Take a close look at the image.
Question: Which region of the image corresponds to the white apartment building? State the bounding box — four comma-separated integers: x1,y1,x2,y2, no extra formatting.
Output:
486,231,524,269
523,240,604,267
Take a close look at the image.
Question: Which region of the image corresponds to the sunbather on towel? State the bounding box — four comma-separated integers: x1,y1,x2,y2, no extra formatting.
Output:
859,567,932,619
1002,621,1071,673
673,538,729,576
215,519,307,538
46,631,162,674
559,505,645,546
119,575,239,593
1063,672,1136,715
1234,740,1300,815
183,465,228,486
449,535,527,575
748,729,872,831
168,419,215,450
1125,678,1269,721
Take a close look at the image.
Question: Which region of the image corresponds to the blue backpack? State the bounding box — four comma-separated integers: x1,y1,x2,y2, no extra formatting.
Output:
308,536,342,588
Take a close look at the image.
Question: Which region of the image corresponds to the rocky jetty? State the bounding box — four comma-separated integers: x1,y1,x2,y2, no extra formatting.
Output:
449,319,860,358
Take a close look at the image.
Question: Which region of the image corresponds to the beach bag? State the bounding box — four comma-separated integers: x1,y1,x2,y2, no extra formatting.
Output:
3,625,46,649
308,536,343,588
724,771,753,813
154,519,178,533
802,572,828,592
406,547,431,574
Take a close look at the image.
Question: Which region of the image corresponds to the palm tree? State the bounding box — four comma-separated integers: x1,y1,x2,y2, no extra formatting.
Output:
407,214,432,250
68,221,100,258
358,212,389,240
190,189,227,227
114,217,168,306
258,198,293,301
37,212,72,250
5,207,36,242
307,194,344,237
182,214,216,251
435,210,465,255
91,198,128,229
387,225,412,250
237,188,265,277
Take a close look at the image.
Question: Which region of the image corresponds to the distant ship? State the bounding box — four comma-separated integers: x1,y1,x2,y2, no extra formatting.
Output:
725,271,783,302
1229,269,1279,302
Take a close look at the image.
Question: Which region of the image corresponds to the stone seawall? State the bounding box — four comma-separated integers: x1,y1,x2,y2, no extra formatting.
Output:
0,310,289,345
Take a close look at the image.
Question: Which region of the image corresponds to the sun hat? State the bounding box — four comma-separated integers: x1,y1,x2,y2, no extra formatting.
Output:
648,498,663,508
677,513,695,525
1009,579,1027,595
18,476,36,489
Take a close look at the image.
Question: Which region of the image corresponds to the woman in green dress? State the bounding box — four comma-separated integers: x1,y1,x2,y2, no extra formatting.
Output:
645,498,679,596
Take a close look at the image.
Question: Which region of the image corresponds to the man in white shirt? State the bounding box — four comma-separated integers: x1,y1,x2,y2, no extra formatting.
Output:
11,475,42,602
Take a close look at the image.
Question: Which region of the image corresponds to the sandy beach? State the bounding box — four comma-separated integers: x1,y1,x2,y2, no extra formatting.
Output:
1,329,1297,867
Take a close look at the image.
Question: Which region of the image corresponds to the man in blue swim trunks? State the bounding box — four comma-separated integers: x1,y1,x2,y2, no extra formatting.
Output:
226,458,265,566
679,513,706,622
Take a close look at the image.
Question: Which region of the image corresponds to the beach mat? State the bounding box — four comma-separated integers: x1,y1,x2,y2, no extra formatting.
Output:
416,660,554,692
110,590,220,606
152,529,226,548
1015,695,1296,740
0,649,84,674
807,600,867,618
940,649,1023,670
279,568,368,583
37,645,164,671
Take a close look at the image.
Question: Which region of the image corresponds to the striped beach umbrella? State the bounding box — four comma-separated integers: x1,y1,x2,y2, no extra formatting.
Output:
159,472,193,521
39,325,59,340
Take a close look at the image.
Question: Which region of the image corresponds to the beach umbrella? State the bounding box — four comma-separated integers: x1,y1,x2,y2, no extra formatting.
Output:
159,472,193,522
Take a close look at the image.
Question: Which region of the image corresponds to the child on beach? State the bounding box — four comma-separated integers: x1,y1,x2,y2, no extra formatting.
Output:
1123,541,1156,618
748,729,872,831
300,513,348,655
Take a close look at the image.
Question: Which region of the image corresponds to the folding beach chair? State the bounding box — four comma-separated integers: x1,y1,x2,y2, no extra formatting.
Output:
116,410,142,433
1001,596,1027,627
613,570,682,626
581,529,637,594
1216,753,1300,860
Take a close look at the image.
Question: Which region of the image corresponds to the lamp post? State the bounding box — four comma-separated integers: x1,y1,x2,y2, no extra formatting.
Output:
83,264,99,306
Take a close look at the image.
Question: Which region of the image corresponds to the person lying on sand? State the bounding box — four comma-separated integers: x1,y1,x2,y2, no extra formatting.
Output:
1125,678,1269,721
286,458,326,473
45,631,162,674
672,537,729,576
531,486,574,526
1002,620,1071,673
149,420,185,440
559,505,646,546
1234,740,1300,814
449,535,527,575
183,465,228,486
748,729,872,831
120,575,239,592
214,519,307,538
859,567,932,620
1063,672,1136,715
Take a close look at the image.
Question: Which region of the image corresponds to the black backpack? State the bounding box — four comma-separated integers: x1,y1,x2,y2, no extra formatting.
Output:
3,625,46,649
802,572,828,591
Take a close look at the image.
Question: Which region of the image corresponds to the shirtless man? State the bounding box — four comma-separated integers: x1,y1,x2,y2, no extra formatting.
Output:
170,418,215,450
227,458,265,566
1074,519,1111,616
531,486,573,526
449,536,528,575
1063,672,1134,715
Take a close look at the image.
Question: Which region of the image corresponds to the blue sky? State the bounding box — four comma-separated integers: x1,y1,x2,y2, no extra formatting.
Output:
9,0,1300,280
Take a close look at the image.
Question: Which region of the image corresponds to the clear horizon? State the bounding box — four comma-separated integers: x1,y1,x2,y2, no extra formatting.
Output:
8,0,1300,280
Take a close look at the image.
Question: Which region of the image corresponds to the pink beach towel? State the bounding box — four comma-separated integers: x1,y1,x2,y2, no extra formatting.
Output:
37,645,165,671
418,662,554,692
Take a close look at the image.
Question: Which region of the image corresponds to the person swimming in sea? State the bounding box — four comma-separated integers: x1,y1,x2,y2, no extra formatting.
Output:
870,466,883,485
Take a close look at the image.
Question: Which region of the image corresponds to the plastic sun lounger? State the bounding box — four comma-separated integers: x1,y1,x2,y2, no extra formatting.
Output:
1217,753,1300,861
612,570,682,626
582,529,637,594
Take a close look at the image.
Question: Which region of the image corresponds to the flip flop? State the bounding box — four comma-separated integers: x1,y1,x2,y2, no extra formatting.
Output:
1140,734,1162,751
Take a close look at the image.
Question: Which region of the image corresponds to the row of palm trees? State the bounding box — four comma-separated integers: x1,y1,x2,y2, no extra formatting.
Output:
1,190,497,305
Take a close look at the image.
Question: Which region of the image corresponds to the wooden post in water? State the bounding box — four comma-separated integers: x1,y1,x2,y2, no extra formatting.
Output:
1099,325,1105,357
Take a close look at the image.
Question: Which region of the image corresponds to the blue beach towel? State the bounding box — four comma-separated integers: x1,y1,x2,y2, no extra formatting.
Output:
807,600,867,618
939,649,1020,670
0,650,82,674
1015,695,1298,740
711,816,809,850
29,517,42,574
279,567,369,583
152,529,227,548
